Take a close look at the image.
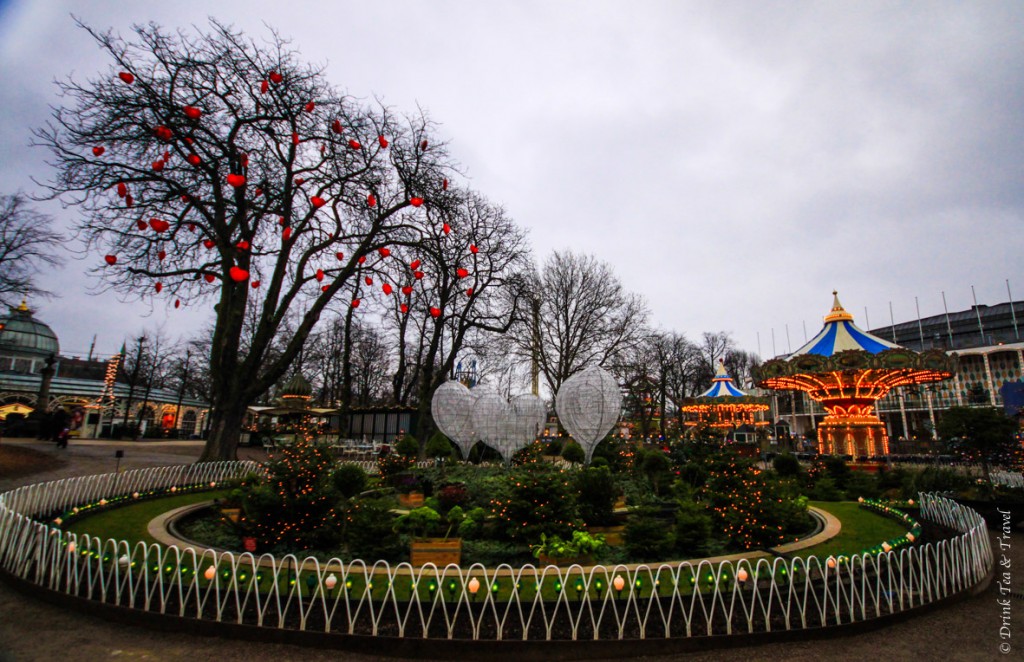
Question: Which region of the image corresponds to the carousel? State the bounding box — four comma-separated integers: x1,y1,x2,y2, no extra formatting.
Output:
681,361,769,441
755,292,956,457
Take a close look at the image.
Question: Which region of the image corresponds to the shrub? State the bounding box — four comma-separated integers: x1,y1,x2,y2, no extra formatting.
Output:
395,434,420,458
394,506,443,538
843,470,880,500
575,466,618,526
491,464,580,541
544,438,563,456
641,449,672,495
513,441,546,466
809,475,844,501
673,499,713,558
378,453,413,479
772,453,802,478
457,507,488,539
624,508,674,561
532,530,606,561
561,440,586,464
332,463,368,498
343,498,402,561
425,430,453,459
913,467,972,494
436,483,469,511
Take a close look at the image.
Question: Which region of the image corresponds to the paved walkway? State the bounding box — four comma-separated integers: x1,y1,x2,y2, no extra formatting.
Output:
0,438,1021,661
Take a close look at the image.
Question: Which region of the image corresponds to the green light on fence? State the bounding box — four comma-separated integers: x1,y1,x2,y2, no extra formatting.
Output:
634,578,642,589
491,582,499,594
553,581,562,593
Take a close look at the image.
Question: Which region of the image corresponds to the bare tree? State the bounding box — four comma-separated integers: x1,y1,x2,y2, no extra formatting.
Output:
515,250,648,395
697,331,735,386
35,21,461,460
0,193,63,307
723,349,761,389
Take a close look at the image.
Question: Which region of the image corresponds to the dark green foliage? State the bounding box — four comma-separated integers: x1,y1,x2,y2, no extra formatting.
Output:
468,441,501,464
575,466,618,526
491,463,580,541
821,456,851,488
544,439,563,456
331,463,368,498
937,407,1020,478
561,440,585,464
673,499,713,557
343,498,402,561
591,437,630,472
377,453,413,478
457,507,488,539
513,441,546,466
842,470,880,500
913,467,973,494
425,431,453,458
590,456,610,469
640,449,672,495
809,475,844,501
436,483,469,510
395,434,420,458
676,462,708,489
623,507,674,560
772,453,802,478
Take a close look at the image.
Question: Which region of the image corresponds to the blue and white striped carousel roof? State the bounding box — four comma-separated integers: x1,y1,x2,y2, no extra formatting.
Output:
788,292,901,358
699,362,748,398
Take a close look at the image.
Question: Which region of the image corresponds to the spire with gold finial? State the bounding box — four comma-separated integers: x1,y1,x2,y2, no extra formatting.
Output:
823,290,853,323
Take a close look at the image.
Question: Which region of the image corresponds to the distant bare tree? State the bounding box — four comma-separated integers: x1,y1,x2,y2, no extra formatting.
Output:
0,193,63,307
515,250,648,395
723,349,761,389
697,331,735,386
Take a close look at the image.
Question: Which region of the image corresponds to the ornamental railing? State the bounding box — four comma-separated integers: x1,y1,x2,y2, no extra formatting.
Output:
0,463,993,644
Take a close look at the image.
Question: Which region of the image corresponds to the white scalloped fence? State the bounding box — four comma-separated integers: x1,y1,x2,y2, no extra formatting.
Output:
0,462,993,642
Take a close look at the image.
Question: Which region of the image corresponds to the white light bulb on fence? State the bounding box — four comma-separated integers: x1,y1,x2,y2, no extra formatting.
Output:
204,566,216,581
737,568,749,583
325,574,338,590
468,577,480,594
613,575,625,592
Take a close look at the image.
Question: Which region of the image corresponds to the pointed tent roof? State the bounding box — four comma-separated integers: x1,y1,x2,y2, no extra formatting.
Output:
698,361,748,398
788,291,900,358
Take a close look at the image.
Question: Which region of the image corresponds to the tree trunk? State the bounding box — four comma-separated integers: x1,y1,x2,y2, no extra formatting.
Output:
198,404,247,462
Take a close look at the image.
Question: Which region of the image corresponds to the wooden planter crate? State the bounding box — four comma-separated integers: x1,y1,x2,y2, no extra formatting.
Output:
587,524,625,546
410,538,462,566
398,492,425,509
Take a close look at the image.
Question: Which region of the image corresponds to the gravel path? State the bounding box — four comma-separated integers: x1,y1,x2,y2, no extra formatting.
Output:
0,439,1019,661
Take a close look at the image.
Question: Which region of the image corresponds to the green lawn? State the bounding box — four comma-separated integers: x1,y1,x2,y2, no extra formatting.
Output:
65,489,229,546
796,501,911,560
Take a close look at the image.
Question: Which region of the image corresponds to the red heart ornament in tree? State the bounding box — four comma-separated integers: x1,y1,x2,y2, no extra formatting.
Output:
310,196,326,208
414,270,424,280
187,154,201,166
183,106,202,120
92,146,105,156
229,266,249,282
410,259,421,270
401,285,413,296
348,139,361,150
367,194,376,207
269,71,283,84
291,132,299,145
358,255,366,264
331,119,343,134
251,281,261,288
154,125,173,141
470,244,478,254
204,273,216,283
364,276,373,285
104,255,117,266
152,160,164,172
118,72,134,84
227,174,246,187
315,269,325,282
240,153,249,167
443,178,449,190
351,298,361,308
278,216,287,226
400,303,409,314
155,282,163,293
149,218,170,232
253,187,262,197
410,197,424,207
188,223,196,232
335,252,345,261
421,140,429,151
116,182,127,198
125,194,133,208
378,247,390,257
174,299,180,309
180,194,189,203
304,101,315,113
321,285,329,292
282,227,292,241
236,240,250,251
442,223,451,235
382,283,393,295
260,80,269,94
203,239,215,249
378,135,389,148
136,220,148,231
466,287,474,296
294,177,305,186
157,250,166,261
430,307,441,318
456,268,469,278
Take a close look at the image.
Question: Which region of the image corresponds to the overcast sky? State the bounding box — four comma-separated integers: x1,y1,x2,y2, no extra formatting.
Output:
0,1,1020,361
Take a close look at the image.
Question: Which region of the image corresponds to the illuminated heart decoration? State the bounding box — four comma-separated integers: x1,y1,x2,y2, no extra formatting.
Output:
358,255,366,264
152,160,164,171
331,119,343,134
118,72,134,84
410,259,421,270
400,303,409,313
442,223,451,235
421,140,429,150
187,154,201,166
456,268,469,278
443,178,449,190
348,139,361,150
292,132,299,145
414,270,424,280
294,177,304,186
382,283,393,295
104,255,117,266
318,285,326,292
92,146,105,156
282,227,292,241
401,285,413,296
125,195,133,208
251,281,261,288
183,106,201,120
203,239,215,249
116,182,127,197
154,282,163,293
410,197,424,207
227,174,246,187
335,252,344,260
364,276,373,285
136,220,147,231
470,244,479,254
315,269,325,282
310,196,326,208
351,298,360,308
466,287,474,296
304,101,315,112
154,125,173,141
149,218,170,232
157,250,166,261
236,240,250,251
378,135,389,148
174,299,180,309
430,307,441,318
269,71,283,83
163,150,170,160
260,80,269,94
367,194,376,207
204,273,216,283
229,266,249,282
378,248,390,258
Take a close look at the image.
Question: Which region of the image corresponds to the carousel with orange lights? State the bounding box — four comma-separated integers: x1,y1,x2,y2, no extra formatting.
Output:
681,361,770,432
755,293,956,457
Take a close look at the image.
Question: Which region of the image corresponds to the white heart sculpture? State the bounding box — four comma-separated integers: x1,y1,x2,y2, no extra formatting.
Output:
555,366,622,464
430,381,478,459
510,394,546,452
471,390,513,460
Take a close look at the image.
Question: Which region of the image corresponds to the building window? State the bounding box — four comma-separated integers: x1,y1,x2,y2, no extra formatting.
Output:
181,410,197,435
